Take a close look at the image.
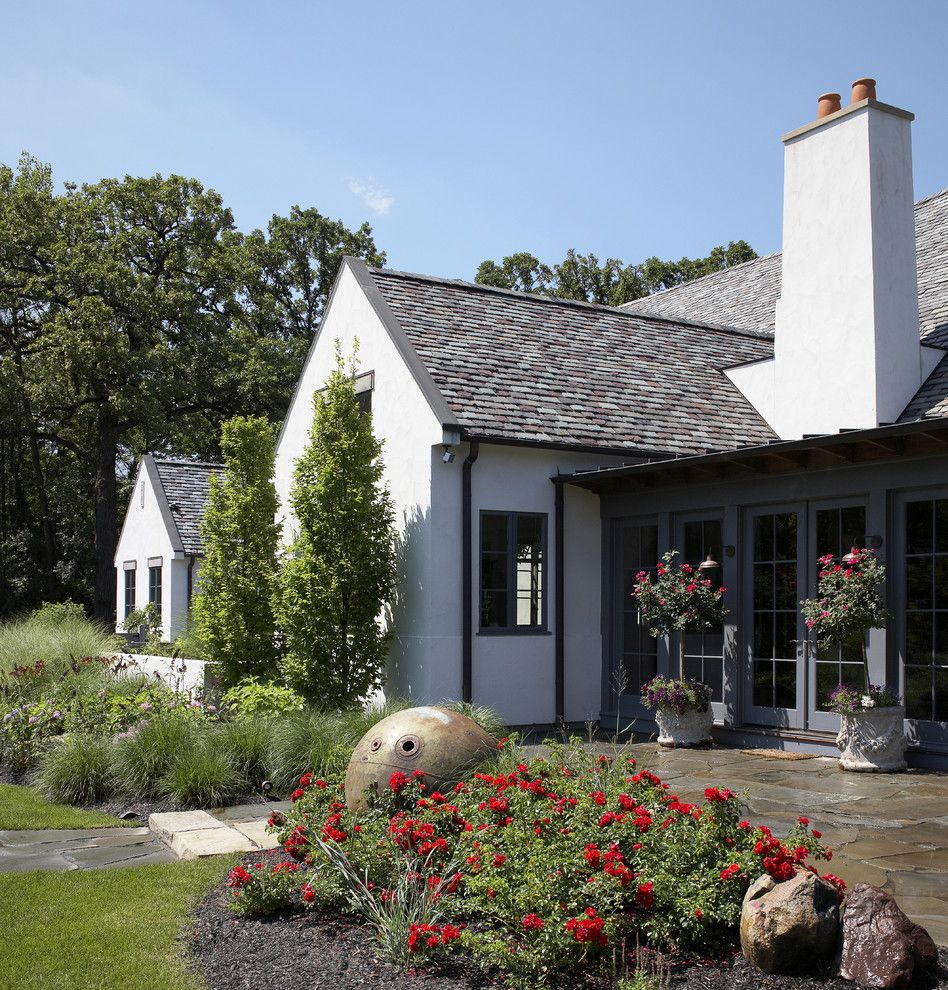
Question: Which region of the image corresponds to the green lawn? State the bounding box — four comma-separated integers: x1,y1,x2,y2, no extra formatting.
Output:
0,783,135,830
0,856,235,990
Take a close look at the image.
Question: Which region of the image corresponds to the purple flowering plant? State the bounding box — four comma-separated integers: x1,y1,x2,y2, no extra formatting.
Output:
641,675,713,715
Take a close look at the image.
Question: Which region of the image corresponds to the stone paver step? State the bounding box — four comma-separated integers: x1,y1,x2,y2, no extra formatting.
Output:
148,809,281,860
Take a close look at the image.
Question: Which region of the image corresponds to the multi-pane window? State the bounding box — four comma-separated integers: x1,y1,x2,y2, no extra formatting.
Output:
752,512,798,709
904,498,948,722
148,565,163,608
682,519,724,702
618,522,658,696
124,567,136,619
814,505,867,708
479,513,546,631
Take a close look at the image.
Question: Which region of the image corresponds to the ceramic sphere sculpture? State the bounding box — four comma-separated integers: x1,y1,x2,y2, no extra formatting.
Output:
344,705,496,811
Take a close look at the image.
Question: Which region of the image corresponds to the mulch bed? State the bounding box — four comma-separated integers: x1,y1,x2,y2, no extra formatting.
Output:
186,855,948,990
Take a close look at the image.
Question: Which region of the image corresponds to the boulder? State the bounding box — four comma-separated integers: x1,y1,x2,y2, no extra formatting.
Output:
838,883,937,989
740,869,840,973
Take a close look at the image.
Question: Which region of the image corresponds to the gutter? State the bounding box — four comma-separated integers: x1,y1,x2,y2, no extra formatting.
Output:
461,440,480,703
186,554,197,615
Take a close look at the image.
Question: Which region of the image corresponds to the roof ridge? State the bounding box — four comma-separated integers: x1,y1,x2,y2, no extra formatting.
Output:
914,185,948,210
620,250,783,309
369,267,774,343
152,457,224,469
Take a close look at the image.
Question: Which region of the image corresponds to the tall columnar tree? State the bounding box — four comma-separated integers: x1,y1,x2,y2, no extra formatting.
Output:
192,416,282,686
273,345,397,707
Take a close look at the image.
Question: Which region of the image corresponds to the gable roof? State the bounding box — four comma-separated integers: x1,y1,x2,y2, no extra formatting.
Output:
620,188,948,345
364,263,778,456
150,457,222,555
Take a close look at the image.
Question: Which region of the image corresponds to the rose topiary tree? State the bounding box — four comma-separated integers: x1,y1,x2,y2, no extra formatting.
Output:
633,551,728,679
800,548,888,700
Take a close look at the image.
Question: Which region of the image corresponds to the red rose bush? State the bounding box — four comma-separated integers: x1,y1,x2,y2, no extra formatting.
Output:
227,738,838,985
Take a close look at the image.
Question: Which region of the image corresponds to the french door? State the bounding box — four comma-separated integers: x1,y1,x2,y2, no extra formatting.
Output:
744,505,806,728
743,500,868,731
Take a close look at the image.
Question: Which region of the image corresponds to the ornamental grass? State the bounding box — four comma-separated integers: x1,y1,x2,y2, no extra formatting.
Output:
227,739,842,988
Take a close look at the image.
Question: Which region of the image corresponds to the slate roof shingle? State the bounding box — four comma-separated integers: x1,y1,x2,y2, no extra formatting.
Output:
152,458,222,555
369,268,778,456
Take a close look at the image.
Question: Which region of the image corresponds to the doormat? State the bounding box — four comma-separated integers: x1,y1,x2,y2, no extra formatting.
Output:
739,748,822,760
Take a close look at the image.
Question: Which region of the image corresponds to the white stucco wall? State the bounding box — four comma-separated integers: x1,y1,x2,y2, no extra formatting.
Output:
464,445,625,726
113,462,183,639
738,101,935,439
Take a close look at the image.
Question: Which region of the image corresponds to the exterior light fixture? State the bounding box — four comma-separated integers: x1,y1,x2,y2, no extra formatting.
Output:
442,446,456,464
697,545,735,572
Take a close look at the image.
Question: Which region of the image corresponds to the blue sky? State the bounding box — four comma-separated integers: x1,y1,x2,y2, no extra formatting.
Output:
4,1,948,280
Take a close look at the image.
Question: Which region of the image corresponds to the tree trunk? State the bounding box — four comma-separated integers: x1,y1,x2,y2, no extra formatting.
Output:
93,408,119,623
27,432,58,601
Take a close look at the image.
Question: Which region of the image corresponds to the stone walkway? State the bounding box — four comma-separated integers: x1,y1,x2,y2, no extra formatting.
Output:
612,742,948,946
0,800,289,873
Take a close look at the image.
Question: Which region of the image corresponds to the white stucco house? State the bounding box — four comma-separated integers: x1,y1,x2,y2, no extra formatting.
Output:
274,81,948,766
114,454,221,641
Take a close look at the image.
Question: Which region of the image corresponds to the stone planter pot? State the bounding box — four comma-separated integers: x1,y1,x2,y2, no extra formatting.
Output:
837,705,907,772
655,706,713,747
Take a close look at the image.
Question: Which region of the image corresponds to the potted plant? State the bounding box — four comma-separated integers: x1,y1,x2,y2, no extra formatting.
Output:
801,548,905,772
633,550,727,747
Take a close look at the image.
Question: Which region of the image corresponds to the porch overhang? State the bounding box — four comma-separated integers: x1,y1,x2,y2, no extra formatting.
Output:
559,418,948,495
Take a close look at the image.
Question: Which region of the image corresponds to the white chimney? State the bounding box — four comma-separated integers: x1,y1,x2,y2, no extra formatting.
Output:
726,79,942,438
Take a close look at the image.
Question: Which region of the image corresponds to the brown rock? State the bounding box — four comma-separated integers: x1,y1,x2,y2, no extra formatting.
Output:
838,883,938,989
740,869,840,973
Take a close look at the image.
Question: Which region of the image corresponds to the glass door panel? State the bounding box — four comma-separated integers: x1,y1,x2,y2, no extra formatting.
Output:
808,503,868,731
903,498,948,723
680,518,725,705
744,506,805,727
612,521,659,706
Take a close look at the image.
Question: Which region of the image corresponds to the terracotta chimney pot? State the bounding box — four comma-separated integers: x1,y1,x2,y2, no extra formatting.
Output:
817,92,842,118
851,78,877,103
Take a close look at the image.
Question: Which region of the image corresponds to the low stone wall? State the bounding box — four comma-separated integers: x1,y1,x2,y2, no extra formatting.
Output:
115,653,213,696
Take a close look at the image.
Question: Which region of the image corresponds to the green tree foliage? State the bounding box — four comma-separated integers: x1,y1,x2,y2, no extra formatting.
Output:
273,345,397,707
475,241,758,306
192,417,282,686
0,152,384,621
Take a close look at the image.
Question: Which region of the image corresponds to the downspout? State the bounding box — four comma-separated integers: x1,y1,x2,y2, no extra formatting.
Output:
462,440,480,703
186,554,196,619
554,479,565,724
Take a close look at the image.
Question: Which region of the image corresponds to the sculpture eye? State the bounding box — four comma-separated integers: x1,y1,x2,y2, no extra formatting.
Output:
395,734,421,757
370,738,382,752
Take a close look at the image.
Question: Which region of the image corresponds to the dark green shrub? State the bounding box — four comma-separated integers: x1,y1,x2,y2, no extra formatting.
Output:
37,734,115,804
161,740,242,807
111,712,200,798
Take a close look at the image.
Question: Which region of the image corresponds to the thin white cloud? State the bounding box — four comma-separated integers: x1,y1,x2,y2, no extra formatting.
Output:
347,177,394,215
